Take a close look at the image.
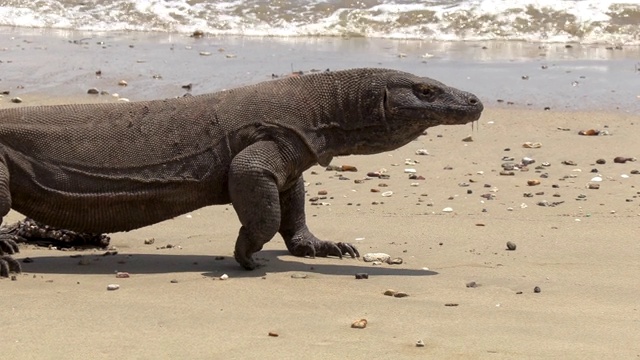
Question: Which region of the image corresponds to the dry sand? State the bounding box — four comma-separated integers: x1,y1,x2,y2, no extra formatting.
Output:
1,27,639,359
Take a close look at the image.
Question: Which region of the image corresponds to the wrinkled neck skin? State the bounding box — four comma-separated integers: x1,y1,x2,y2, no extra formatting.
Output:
321,86,434,159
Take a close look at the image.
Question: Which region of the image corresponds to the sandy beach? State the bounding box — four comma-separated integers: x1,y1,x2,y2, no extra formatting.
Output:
1,27,639,359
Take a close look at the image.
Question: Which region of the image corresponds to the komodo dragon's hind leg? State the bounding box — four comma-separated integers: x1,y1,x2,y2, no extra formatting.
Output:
279,177,359,260
0,163,22,277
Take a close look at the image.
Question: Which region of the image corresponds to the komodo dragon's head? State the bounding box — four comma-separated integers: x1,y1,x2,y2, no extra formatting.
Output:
329,70,483,158
383,71,483,129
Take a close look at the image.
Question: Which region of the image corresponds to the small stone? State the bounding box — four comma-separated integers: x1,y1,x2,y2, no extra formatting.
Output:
588,183,600,190
466,281,478,288
534,286,541,293
10,97,22,103
144,238,155,245
393,291,409,298
219,274,229,280
291,273,308,279
118,80,128,86
191,30,205,38
462,135,473,142
416,340,425,347
614,157,635,164
317,190,328,195
578,129,599,136
268,332,279,337
381,191,393,197
383,289,397,296
444,303,459,307
506,241,517,251
363,253,391,262
170,279,179,283
527,179,541,186
107,284,120,291
341,165,358,172
596,159,606,164
415,149,429,155
10,275,16,281
355,273,369,279
386,257,403,265
351,319,367,329
22,257,34,263
115,272,130,278
87,88,100,94
199,51,212,56
562,160,577,166
442,207,453,213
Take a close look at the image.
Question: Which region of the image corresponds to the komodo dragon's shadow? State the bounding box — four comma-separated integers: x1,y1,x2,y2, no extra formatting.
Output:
6,218,437,277
18,250,437,278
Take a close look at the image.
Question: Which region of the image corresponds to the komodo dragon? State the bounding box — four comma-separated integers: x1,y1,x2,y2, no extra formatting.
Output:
0,68,483,277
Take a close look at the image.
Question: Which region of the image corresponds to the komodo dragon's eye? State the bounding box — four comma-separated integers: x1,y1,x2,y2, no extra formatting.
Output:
413,84,440,102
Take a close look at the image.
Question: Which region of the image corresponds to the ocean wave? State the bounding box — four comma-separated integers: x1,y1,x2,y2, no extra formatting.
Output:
0,0,639,44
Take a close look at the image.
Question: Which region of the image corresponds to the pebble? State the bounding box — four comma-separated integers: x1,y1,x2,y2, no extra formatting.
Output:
506,241,517,251
291,273,308,279
118,80,128,86
596,159,606,164
387,257,403,265
87,88,100,94
588,183,600,190
462,135,473,142
534,286,541,293
527,179,541,186
522,142,542,148
363,253,391,262
341,165,358,172
442,207,453,213
578,129,599,136
355,273,369,279
466,281,478,288
383,289,397,296
199,51,212,56
220,274,229,280
393,291,409,298
416,340,426,347
404,168,417,173
614,157,635,164
381,191,393,197
10,97,22,103
115,272,130,278
268,332,279,337
107,284,120,291
590,176,602,182
415,149,429,155
351,319,368,329
170,279,179,283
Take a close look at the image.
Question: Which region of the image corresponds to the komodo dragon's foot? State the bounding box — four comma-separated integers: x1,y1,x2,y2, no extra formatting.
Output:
0,228,22,277
287,233,360,260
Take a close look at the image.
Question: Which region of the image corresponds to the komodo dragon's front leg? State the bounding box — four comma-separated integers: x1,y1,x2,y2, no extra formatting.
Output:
279,177,358,259
229,141,358,269
0,163,23,277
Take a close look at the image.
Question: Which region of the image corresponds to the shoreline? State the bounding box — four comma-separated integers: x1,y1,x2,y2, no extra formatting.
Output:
1,26,638,113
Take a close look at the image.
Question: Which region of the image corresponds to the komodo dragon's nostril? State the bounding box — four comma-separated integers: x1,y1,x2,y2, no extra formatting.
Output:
468,96,479,105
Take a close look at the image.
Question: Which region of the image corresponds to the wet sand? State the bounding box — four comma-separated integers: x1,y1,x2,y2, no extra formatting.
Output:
1,27,639,359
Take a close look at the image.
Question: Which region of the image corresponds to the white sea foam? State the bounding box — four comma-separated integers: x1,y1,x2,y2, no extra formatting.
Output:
0,0,639,44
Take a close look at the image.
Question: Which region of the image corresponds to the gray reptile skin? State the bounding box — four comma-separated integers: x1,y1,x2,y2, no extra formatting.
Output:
0,68,483,276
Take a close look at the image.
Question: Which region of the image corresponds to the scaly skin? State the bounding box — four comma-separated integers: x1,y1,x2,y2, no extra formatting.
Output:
0,68,483,275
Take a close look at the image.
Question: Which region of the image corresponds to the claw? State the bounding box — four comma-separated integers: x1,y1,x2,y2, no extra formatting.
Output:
0,255,21,277
0,236,19,255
